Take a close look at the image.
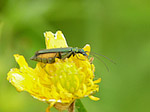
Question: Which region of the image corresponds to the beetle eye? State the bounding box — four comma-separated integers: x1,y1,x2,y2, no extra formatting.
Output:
83,52,87,56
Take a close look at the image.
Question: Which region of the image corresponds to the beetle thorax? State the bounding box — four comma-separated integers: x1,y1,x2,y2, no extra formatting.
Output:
72,47,78,52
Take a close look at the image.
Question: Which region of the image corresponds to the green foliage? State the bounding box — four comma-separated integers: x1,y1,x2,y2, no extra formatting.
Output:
75,99,87,112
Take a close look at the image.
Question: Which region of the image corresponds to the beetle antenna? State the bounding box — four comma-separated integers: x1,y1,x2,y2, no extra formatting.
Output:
91,54,109,72
86,51,116,64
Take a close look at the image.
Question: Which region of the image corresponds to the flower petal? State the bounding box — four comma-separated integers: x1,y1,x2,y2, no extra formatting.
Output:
88,95,100,101
83,44,91,56
44,31,68,49
94,78,101,83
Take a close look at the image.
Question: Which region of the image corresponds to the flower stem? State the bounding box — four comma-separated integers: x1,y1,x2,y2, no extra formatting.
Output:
68,101,75,112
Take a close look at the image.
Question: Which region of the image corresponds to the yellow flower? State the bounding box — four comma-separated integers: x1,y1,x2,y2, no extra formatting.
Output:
7,31,101,112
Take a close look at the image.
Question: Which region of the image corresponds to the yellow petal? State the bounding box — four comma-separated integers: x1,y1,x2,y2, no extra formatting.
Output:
46,101,56,112
88,95,100,101
14,54,28,68
55,31,68,48
44,31,68,49
94,78,101,83
83,44,91,56
44,31,55,49
7,68,25,92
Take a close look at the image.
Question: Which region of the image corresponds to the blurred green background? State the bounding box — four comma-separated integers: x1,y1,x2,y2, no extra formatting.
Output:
0,0,150,112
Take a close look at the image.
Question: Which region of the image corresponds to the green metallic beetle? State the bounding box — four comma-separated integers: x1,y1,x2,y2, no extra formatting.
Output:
30,47,88,63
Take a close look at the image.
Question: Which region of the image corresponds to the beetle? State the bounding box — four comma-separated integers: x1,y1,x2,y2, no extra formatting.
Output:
30,47,88,63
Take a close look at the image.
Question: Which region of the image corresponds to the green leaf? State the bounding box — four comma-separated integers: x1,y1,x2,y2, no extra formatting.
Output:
75,99,87,112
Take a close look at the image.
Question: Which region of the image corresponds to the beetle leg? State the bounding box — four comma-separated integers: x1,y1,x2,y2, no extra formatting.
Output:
58,52,62,59
61,52,73,60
